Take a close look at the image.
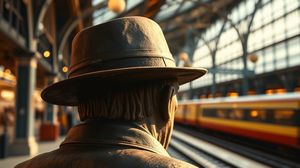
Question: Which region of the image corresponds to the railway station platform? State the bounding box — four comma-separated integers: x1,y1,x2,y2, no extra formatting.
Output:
0,137,63,168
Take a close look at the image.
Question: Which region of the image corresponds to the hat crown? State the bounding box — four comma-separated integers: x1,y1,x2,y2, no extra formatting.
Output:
41,16,207,106
69,16,174,78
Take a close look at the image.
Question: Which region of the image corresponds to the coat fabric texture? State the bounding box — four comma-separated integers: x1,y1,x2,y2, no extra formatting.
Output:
15,120,196,168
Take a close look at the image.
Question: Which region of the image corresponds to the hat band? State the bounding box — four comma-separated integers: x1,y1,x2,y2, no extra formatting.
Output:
68,57,176,78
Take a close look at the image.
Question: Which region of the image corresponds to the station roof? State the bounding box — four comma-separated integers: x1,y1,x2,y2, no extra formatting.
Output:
57,0,240,63
0,0,240,86
90,0,240,54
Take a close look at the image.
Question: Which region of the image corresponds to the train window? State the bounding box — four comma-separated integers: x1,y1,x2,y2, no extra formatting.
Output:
229,110,244,120
274,110,294,120
248,110,266,121
250,110,259,118
217,110,226,118
273,110,295,125
202,109,217,117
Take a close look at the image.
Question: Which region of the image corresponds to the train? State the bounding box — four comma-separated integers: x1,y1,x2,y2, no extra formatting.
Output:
175,93,300,149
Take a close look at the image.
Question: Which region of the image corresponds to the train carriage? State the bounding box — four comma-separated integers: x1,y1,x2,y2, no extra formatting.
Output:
176,93,300,148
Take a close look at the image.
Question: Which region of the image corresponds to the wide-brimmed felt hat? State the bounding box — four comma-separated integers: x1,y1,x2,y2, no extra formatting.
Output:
41,16,207,106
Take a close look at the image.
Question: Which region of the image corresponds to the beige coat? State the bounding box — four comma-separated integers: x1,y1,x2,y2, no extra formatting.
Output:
16,120,196,168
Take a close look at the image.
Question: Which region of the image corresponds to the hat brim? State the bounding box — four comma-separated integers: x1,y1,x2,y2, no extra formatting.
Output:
41,67,207,106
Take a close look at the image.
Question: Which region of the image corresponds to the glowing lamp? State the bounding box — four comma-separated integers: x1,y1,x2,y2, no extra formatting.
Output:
250,110,258,118
1,90,14,101
248,54,258,63
108,0,126,13
179,52,189,61
266,89,273,95
4,69,11,74
228,92,238,98
276,88,286,94
43,50,51,58
62,66,69,73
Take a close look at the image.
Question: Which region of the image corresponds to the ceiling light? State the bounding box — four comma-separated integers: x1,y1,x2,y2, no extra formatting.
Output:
43,50,51,58
62,66,69,73
108,0,126,13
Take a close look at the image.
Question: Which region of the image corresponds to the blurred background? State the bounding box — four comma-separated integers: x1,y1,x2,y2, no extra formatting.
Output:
0,0,299,167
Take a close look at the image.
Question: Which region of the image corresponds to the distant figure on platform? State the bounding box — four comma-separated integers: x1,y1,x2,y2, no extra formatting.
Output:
16,16,206,168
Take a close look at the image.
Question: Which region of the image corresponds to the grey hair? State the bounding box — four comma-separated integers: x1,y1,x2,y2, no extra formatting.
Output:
78,80,177,121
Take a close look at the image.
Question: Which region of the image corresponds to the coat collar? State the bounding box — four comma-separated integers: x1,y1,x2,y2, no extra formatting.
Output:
61,119,170,157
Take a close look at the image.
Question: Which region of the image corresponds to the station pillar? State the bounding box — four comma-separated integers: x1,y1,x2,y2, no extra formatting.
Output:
44,76,59,123
10,54,38,156
281,74,296,92
220,86,228,97
39,75,59,141
254,79,265,94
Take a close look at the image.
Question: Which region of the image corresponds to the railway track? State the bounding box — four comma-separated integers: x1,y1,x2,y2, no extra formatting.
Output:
168,125,300,168
168,129,268,168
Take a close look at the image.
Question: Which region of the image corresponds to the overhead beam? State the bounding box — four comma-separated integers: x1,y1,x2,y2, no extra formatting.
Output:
207,67,254,76
35,0,53,37
57,2,106,61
